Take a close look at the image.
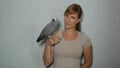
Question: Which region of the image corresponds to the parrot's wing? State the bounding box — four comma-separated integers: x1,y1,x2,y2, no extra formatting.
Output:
39,21,55,39
36,17,60,42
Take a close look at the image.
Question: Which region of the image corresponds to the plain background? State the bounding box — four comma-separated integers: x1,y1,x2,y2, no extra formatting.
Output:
0,0,120,68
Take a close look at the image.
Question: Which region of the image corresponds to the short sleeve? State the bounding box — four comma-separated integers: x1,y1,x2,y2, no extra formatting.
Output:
82,33,92,48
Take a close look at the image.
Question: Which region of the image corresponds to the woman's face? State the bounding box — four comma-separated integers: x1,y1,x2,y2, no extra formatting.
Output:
64,12,80,29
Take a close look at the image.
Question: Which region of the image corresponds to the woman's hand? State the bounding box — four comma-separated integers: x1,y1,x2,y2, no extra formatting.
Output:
47,34,61,46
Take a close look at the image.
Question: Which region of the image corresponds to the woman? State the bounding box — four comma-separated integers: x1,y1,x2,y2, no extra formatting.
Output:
43,4,93,68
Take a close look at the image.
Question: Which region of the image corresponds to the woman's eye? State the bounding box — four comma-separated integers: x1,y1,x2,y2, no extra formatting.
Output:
65,14,68,17
71,16,75,19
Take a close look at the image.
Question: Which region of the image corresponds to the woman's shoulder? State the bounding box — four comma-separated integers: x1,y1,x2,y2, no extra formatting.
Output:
78,31,92,48
78,31,91,41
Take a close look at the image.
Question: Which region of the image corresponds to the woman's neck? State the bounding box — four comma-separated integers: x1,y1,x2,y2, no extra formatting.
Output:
63,28,78,35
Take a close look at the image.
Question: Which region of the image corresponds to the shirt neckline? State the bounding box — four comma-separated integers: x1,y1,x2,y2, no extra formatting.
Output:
60,30,80,42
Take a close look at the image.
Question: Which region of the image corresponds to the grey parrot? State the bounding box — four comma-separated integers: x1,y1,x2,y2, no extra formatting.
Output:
36,17,60,43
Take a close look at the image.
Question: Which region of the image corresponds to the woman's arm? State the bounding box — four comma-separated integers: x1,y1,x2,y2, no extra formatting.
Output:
81,45,93,68
43,35,61,67
43,40,54,67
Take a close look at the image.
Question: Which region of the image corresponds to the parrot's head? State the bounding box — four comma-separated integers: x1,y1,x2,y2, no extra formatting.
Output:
52,17,60,27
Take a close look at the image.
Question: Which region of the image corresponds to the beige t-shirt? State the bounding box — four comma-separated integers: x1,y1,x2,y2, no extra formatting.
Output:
53,30,92,68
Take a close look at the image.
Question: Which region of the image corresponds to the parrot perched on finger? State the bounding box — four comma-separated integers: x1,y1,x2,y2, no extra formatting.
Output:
36,17,60,43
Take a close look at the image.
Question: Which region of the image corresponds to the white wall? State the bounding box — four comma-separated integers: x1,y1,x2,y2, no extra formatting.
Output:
0,0,120,68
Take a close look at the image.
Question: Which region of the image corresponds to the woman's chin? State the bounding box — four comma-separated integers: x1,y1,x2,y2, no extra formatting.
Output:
65,26,72,29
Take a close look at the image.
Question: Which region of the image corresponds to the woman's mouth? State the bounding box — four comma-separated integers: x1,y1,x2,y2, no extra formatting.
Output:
65,23,71,25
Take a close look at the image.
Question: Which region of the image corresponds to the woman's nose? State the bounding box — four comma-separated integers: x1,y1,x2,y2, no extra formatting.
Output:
66,17,71,21
66,18,70,23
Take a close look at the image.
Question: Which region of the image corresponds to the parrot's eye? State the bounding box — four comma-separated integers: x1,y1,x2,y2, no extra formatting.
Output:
52,18,55,22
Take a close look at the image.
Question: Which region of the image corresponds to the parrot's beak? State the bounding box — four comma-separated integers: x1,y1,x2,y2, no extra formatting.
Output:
52,17,57,21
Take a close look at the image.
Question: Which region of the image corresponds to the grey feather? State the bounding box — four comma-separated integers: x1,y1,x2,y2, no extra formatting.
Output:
36,17,60,42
